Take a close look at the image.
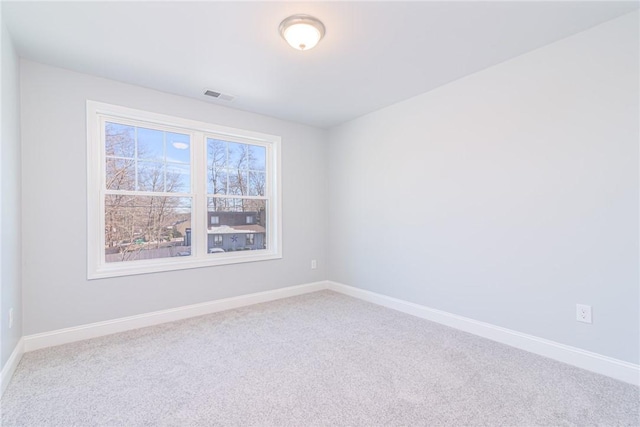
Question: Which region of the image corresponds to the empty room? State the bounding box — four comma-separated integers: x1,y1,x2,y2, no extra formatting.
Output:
1,1,638,425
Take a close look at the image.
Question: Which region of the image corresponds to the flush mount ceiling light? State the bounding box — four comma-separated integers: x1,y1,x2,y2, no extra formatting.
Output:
279,14,325,51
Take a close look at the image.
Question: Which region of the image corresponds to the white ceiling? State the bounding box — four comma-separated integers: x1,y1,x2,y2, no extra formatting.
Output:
3,1,638,128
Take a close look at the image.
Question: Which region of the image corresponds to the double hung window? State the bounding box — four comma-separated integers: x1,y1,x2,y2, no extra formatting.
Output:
87,101,281,279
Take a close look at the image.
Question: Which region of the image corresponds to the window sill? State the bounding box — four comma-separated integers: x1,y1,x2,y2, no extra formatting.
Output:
88,251,282,280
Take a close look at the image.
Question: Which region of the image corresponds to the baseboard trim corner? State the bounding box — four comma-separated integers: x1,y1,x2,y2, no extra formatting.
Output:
327,281,640,386
1,338,24,397
24,280,329,353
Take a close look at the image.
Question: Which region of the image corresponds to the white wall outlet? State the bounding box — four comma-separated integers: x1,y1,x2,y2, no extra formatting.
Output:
311,259,317,269
576,304,592,324
9,308,14,329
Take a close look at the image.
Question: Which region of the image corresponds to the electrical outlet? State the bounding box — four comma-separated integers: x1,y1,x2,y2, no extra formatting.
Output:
9,308,14,329
311,259,317,269
576,304,592,324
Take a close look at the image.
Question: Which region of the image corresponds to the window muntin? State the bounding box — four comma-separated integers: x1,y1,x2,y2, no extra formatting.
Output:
87,101,281,279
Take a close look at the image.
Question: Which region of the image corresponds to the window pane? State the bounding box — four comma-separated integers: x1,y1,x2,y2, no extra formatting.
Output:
106,158,135,191
248,171,266,196
228,169,248,195
207,138,228,194
166,132,190,164
137,127,164,161
207,169,227,195
105,195,191,262
137,161,165,192
166,163,190,193
228,142,247,169
248,145,266,171
206,198,266,254
105,123,135,158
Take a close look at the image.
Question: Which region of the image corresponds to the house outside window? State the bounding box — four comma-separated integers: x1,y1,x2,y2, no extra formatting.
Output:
87,101,281,279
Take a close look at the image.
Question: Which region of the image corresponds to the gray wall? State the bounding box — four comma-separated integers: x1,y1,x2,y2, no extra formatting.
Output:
20,60,327,335
327,12,639,363
1,16,23,368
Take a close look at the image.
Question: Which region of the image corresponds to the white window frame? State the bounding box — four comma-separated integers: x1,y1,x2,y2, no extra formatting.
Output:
87,101,282,279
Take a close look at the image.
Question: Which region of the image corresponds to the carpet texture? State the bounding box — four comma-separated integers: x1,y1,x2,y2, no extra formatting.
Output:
1,290,638,426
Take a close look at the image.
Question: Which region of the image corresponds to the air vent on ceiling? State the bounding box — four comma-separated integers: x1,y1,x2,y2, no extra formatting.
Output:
204,89,235,102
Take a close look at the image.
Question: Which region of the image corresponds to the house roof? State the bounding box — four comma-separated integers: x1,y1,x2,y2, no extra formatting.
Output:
207,225,265,235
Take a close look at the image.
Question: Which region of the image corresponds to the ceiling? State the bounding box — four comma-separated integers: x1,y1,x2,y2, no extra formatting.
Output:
3,1,638,128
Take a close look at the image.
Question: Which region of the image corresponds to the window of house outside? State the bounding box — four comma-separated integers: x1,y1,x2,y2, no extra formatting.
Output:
87,101,281,279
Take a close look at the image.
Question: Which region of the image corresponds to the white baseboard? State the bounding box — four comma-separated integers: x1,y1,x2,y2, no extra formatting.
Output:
1,338,24,397
327,281,640,386
16,279,640,388
23,281,328,352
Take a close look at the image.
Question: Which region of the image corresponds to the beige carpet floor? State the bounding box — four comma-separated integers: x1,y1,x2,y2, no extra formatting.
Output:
1,290,638,426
